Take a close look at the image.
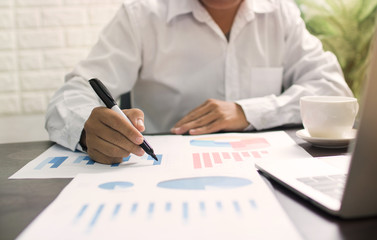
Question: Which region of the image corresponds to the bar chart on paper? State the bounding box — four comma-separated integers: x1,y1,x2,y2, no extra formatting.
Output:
65,176,259,236
10,144,165,179
16,132,306,240
190,135,271,169
16,170,303,240
16,168,305,240
36,154,163,170
71,198,259,232
11,132,311,179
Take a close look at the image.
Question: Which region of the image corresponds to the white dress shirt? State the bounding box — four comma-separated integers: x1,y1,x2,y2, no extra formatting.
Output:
46,0,353,151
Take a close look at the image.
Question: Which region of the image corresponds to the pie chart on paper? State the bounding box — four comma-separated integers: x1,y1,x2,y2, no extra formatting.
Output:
190,135,270,150
98,181,134,190
157,176,252,190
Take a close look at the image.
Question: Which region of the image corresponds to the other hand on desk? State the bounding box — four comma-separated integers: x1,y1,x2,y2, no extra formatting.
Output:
170,99,249,135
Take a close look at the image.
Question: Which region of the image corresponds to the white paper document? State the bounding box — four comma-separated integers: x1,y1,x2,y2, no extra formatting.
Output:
17,168,302,240
10,131,311,179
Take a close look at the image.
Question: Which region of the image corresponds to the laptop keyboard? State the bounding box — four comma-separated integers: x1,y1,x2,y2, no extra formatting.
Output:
296,174,347,200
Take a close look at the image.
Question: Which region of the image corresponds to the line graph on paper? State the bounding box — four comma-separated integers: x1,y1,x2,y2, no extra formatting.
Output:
190,135,270,169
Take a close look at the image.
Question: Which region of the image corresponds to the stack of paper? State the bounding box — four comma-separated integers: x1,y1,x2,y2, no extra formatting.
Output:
12,131,310,239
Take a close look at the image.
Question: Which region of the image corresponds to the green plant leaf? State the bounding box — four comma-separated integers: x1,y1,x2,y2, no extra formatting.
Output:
294,0,377,98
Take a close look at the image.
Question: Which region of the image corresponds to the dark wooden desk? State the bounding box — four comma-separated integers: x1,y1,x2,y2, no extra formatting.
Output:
1,129,377,240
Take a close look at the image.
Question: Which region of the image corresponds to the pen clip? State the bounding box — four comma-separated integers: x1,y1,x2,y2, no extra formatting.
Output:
89,78,117,108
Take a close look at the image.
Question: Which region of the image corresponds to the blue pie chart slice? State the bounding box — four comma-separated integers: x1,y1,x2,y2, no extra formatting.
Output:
157,176,252,190
98,181,134,190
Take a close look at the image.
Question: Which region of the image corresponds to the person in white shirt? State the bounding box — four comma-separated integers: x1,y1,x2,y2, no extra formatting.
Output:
46,0,353,164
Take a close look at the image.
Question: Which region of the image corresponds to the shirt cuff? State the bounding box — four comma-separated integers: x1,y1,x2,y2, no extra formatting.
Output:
76,142,87,152
236,94,298,130
243,123,255,131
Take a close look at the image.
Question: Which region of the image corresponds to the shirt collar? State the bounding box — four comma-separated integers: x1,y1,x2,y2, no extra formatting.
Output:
166,0,196,23
239,0,277,21
166,0,277,23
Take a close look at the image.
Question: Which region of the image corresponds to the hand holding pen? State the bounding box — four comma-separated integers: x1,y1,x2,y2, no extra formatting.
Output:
79,78,157,165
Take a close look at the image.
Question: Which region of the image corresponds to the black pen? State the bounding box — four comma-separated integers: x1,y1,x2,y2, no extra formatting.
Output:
89,78,158,161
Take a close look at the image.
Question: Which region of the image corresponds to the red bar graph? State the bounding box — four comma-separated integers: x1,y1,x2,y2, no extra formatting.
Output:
212,152,222,164
203,153,212,168
193,153,201,169
222,152,231,159
192,150,269,169
242,152,250,157
232,152,242,162
251,151,261,158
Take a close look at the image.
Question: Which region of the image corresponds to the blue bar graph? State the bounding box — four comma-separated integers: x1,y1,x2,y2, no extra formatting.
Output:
74,156,95,165
130,203,138,215
199,201,206,215
110,154,162,167
233,201,241,214
35,156,68,170
148,154,163,165
111,156,131,167
89,204,104,228
148,203,155,216
216,201,223,211
75,204,88,221
71,198,259,232
165,202,172,212
112,204,121,218
249,199,257,209
182,202,189,221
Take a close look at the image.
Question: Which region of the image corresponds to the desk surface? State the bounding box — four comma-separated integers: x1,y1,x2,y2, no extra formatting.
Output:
1,129,377,240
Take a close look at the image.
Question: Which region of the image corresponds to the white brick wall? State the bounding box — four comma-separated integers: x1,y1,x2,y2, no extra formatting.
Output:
0,0,123,116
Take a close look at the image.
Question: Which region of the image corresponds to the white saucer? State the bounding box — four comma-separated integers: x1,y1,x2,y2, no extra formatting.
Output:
296,129,357,148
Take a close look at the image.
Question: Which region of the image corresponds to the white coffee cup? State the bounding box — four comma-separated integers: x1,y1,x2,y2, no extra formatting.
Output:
300,96,359,138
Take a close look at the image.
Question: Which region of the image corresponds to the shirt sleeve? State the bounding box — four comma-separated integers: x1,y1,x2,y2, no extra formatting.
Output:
45,76,99,151
45,3,142,151
236,1,354,131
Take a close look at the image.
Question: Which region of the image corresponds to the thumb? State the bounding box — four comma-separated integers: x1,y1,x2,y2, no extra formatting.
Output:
124,108,145,132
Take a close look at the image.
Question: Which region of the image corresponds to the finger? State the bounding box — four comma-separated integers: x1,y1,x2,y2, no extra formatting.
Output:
173,111,218,134
95,108,144,145
174,105,209,127
124,109,145,132
171,100,217,134
85,107,144,156
189,119,224,135
173,100,214,127
87,129,144,158
87,148,124,165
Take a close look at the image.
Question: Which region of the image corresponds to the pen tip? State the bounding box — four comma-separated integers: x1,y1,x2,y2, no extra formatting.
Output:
152,153,158,161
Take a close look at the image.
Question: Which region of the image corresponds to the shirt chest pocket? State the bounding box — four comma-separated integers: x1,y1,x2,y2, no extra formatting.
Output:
246,67,283,98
